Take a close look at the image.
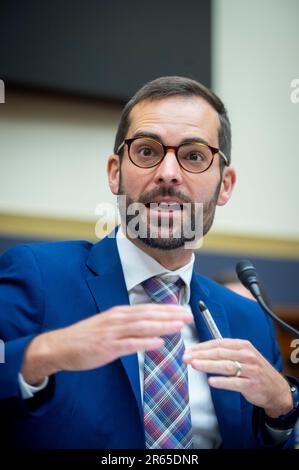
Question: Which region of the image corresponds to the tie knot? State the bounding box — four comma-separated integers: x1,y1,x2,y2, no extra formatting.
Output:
142,276,184,305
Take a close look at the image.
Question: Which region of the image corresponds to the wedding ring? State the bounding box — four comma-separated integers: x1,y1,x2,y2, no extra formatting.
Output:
233,360,242,377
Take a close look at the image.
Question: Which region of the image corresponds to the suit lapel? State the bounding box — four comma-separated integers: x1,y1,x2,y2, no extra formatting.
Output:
86,235,143,422
190,273,242,448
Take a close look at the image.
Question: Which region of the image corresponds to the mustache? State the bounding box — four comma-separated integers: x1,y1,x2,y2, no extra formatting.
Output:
138,187,192,205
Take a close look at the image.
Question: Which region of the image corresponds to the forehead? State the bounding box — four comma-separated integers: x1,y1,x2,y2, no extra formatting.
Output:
127,96,220,145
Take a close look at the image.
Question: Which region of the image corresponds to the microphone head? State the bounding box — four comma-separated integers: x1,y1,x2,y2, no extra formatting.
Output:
235,259,258,289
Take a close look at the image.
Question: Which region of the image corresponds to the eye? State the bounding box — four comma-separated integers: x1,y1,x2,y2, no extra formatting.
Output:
138,146,155,157
185,151,205,161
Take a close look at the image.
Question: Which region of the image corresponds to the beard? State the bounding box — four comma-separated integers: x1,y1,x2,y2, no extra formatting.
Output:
117,176,221,251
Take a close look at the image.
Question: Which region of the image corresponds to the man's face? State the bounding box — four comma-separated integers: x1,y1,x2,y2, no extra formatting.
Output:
108,96,235,250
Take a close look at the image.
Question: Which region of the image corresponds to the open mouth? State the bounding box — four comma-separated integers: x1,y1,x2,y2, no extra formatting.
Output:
145,202,183,211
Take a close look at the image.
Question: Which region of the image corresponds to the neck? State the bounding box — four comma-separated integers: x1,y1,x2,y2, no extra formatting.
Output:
121,224,193,271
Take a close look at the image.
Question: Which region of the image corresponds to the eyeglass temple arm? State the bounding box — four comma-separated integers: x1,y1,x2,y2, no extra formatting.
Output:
218,150,229,166
116,142,125,154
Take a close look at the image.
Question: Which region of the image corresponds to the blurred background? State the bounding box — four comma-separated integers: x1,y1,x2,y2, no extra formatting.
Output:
0,0,298,376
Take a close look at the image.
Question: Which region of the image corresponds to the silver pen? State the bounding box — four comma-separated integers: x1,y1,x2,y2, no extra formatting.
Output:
198,300,223,340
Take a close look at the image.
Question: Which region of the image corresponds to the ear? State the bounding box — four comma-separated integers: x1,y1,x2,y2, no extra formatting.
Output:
217,166,237,206
107,154,120,195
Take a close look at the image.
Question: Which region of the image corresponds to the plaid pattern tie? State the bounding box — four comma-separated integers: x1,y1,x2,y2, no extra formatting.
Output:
142,276,193,449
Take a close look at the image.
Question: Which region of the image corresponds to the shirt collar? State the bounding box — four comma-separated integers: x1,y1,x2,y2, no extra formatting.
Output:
116,225,194,303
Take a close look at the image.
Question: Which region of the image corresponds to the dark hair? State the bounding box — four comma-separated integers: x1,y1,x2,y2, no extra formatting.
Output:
113,76,231,165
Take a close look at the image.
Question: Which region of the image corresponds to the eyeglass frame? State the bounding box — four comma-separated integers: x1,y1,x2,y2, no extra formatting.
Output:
116,136,229,174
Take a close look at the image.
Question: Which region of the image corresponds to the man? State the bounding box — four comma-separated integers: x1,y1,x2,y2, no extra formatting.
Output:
0,76,298,449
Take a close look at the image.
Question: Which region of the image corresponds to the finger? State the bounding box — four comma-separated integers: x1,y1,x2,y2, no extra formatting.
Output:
189,359,251,377
208,375,249,392
127,310,193,324
113,304,188,314
105,307,193,324
183,347,252,364
117,336,165,356
187,338,253,352
115,320,186,339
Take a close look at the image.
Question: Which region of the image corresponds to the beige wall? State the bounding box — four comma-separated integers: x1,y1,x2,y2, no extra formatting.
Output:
0,92,121,221
0,0,298,241
212,0,299,239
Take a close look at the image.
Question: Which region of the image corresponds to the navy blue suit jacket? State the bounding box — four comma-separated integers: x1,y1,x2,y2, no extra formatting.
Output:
0,235,294,448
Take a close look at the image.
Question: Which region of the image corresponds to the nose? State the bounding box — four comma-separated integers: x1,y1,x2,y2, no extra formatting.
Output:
153,148,183,185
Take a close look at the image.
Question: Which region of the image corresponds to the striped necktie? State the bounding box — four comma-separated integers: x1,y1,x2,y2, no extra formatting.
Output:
142,276,193,449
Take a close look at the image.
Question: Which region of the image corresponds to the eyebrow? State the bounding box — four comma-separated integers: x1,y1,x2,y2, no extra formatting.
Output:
130,131,211,147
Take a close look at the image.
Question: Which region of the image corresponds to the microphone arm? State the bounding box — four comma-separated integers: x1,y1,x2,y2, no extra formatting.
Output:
255,292,299,337
236,260,299,338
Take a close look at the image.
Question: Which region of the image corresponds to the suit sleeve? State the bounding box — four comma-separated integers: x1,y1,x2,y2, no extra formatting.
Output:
0,245,45,401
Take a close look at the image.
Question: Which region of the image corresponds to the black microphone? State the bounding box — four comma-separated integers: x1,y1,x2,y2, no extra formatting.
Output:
236,259,299,338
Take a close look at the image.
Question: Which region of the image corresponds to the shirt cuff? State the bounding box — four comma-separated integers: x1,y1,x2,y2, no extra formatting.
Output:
18,372,49,399
265,422,293,444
